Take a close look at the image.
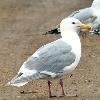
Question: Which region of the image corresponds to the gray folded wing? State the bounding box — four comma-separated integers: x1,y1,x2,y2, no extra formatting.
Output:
69,7,95,23
25,39,76,75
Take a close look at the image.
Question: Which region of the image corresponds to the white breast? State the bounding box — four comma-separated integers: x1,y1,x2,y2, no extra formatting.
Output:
61,32,81,74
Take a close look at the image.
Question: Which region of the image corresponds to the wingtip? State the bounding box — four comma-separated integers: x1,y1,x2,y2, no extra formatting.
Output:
6,81,28,87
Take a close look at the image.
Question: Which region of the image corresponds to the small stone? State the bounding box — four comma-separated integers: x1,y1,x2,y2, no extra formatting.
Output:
74,89,77,91
20,90,25,94
88,80,91,82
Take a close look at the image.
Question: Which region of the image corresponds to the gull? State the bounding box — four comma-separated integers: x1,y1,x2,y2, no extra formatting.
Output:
7,17,92,97
45,0,100,35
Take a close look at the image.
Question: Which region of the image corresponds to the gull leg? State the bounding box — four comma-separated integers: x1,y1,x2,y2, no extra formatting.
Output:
48,81,57,98
48,81,52,98
60,79,65,96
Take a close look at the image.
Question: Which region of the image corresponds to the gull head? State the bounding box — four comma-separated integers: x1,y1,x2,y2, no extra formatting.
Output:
60,17,92,36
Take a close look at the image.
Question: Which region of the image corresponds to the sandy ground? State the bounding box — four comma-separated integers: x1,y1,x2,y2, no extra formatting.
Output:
0,0,100,100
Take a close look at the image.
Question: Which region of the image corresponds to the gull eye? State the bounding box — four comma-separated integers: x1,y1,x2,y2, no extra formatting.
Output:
72,22,75,24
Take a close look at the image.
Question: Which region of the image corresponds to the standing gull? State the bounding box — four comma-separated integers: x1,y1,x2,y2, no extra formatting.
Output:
45,0,100,35
7,17,92,97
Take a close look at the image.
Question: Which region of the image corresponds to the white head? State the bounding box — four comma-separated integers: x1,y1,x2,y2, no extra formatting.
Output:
60,17,92,37
91,0,100,9
60,17,82,33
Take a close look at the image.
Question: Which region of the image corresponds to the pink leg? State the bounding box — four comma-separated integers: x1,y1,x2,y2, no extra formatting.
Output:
48,81,56,98
48,81,52,98
60,79,65,96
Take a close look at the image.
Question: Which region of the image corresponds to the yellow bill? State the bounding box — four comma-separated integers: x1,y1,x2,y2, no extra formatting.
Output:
80,24,92,30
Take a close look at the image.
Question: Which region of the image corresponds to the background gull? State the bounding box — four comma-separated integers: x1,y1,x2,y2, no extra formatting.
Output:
45,0,100,35
7,17,91,97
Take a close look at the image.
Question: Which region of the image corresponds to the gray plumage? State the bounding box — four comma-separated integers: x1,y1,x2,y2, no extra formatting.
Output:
69,7,99,30
69,8,95,22
8,39,76,85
